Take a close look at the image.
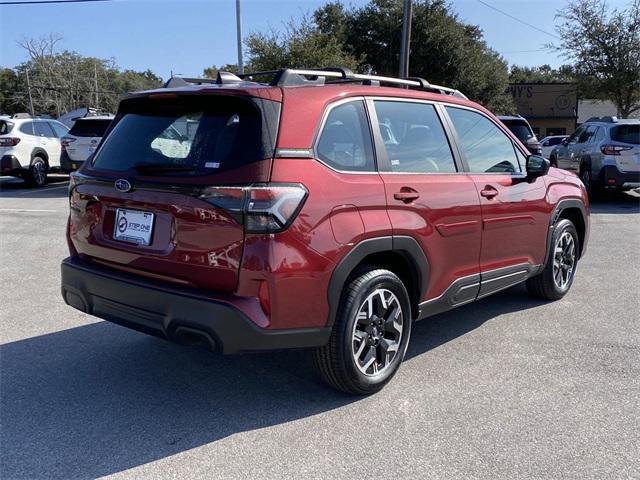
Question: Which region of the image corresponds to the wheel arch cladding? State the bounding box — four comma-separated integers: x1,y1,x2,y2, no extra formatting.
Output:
549,200,588,260
31,148,49,166
327,236,429,325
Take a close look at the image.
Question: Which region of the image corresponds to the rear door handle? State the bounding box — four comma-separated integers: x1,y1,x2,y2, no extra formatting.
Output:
393,188,420,203
480,186,499,199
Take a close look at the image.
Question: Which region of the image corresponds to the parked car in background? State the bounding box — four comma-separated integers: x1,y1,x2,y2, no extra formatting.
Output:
540,135,569,158
0,113,69,187
61,68,590,395
498,115,542,155
61,115,114,172
549,116,640,196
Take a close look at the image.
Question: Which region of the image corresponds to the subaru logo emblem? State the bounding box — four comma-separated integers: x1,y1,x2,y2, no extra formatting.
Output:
115,179,131,193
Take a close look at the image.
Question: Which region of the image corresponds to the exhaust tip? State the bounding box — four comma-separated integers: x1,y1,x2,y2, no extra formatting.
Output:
172,326,217,351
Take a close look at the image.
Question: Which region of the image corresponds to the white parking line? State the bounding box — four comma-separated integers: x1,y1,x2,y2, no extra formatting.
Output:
0,209,59,213
9,185,69,196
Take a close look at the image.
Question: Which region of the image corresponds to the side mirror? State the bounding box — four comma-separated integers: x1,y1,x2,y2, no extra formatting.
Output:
526,155,550,181
561,138,569,146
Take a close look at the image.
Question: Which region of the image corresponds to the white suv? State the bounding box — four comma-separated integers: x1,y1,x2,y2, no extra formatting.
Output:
0,114,70,187
60,115,114,172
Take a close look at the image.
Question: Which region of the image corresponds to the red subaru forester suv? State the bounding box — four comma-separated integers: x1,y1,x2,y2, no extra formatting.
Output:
61,68,589,394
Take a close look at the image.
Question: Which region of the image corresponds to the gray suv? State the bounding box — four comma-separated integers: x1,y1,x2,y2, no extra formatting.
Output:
550,116,640,196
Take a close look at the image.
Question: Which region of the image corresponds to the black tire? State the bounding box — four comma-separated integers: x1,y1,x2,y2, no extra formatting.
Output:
313,268,412,395
526,218,579,300
549,156,557,168
579,164,598,199
26,157,48,188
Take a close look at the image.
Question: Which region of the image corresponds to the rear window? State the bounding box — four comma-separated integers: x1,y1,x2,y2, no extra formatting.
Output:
502,120,534,143
611,124,639,145
92,95,279,176
69,119,111,137
0,121,13,135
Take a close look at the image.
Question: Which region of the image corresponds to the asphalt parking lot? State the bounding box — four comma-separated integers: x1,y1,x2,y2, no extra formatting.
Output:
0,175,638,479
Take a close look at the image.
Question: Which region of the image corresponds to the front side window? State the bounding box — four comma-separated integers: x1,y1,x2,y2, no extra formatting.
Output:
316,100,375,172
49,121,69,138
446,107,522,173
578,125,598,144
373,101,456,173
568,126,585,145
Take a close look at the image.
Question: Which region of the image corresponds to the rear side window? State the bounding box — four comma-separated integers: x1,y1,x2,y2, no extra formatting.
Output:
611,124,639,145
0,121,13,135
19,122,36,136
69,119,112,137
316,100,375,172
92,96,278,175
373,100,456,173
447,107,522,173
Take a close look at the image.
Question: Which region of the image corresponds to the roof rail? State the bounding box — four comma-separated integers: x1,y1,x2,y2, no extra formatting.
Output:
11,113,53,119
585,115,618,123
165,68,468,99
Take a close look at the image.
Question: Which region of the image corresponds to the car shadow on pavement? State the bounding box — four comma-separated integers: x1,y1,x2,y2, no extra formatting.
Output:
0,177,70,199
0,285,548,479
588,190,640,214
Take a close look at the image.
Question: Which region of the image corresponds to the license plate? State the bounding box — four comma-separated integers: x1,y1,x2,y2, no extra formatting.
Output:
114,208,154,246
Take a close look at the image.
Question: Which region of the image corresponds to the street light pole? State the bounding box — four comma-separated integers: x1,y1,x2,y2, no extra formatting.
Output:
399,0,413,78
236,0,244,74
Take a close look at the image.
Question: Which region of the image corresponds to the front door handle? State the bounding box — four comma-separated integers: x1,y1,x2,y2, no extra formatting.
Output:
394,187,420,203
480,185,499,199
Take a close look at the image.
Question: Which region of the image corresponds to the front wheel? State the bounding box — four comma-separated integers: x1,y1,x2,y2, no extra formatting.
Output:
313,268,412,395
526,218,579,300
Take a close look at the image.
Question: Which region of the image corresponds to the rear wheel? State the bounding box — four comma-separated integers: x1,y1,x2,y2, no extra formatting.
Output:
526,218,578,300
27,157,47,188
579,164,597,199
313,268,412,395
549,156,557,168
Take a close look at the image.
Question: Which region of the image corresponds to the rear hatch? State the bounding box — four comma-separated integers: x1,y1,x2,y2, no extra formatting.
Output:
609,124,640,173
69,91,282,292
64,118,113,161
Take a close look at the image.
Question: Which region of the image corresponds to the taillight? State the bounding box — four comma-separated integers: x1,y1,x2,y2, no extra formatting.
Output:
601,144,632,155
61,137,76,149
199,183,308,233
0,137,20,147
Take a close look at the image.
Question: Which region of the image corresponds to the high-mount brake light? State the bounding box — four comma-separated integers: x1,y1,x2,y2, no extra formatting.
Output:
148,93,179,100
199,183,308,233
0,137,20,147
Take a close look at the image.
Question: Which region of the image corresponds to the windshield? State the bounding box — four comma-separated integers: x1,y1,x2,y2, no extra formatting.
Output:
69,119,112,137
92,95,275,176
0,120,13,135
611,125,639,145
502,120,534,143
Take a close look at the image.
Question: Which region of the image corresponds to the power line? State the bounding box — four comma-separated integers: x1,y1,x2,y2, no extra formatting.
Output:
0,0,112,5
475,0,561,40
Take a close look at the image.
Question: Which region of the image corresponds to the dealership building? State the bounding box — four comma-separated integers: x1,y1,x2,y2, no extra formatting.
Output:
508,83,578,138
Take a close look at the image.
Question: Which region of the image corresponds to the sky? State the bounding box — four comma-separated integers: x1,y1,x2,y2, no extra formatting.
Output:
0,0,632,80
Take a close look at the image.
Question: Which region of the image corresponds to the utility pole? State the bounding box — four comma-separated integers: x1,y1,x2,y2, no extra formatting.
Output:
236,0,244,74
94,61,99,109
25,69,35,115
399,0,413,78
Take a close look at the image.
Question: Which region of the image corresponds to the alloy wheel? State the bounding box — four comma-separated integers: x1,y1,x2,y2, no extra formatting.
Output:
351,288,404,376
553,231,576,290
32,161,46,186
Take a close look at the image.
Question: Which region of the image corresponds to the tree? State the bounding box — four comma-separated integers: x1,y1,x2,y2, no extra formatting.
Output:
203,64,239,79
245,15,362,72
245,0,513,112
509,64,576,84
553,0,640,117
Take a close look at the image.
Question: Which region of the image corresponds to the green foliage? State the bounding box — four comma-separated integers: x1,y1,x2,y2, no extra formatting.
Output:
203,64,239,78
245,15,362,72
553,0,640,117
1,35,162,116
509,64,577,84
245,0,513,112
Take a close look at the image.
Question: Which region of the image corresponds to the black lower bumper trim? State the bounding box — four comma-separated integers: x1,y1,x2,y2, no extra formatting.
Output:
61,257,330,354
598,165,640,189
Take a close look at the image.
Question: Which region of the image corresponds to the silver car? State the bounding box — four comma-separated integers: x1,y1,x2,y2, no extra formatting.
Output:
549,116,639,196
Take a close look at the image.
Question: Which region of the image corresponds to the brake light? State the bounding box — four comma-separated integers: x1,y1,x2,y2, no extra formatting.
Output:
199,183,308,233
601,144,632,155
61,137,76,149
0,137,20,147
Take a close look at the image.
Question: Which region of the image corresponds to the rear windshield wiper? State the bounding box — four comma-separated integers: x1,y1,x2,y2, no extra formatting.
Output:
132,163,196,174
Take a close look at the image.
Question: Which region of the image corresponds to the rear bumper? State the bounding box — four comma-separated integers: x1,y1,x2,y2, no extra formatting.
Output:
598,165,640,189
1,155,25,175
60,151,84,173
60,257,330,354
